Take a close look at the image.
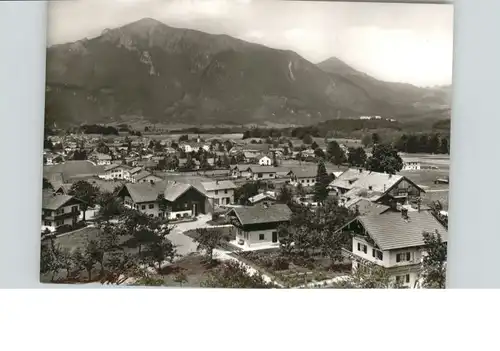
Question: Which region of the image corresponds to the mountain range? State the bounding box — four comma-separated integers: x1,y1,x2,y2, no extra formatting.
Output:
45,18,451,127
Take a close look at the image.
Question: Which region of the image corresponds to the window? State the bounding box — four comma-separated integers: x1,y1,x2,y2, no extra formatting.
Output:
215,190,218,195
184,203,188,209
372,249,383,260
56,220,63,226
258,173,263,178
71,206,78,213
307,179,310,183
301,180,305,183
357,242,367,254
141,205,146,210
148,204,154,209
395,274,410,284
224,189,228,194
44,221,52,226
214,198,219,205
396,252,412,262
259,234,265,240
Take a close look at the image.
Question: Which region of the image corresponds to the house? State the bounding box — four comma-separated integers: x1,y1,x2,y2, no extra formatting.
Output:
244,151,259,163
131,170,163,184
329,169,425,208
90,153,112,166
247,166,277,180
288,167,317,187
339,208,448,288
258,155,272,166
231,164,252,179
44,160,104,188
98,164,134,181
402,159,421,171
199,180,237,207
117,180,208,220
227,204,292,249
41,192,84,232
248,191,277,206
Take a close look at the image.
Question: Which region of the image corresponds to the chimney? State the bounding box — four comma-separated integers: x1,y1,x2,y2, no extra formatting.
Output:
216,180,219,185
150,179,154,185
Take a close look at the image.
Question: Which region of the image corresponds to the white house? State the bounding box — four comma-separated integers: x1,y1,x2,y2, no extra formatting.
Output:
91,153,112,166
41,193,84,233
258,156,272,166
339,208,448,288
198,180,237,207
227,204,292,249
247,166,277,180
402,160,421,171
231,164,252,179
288,167,317,187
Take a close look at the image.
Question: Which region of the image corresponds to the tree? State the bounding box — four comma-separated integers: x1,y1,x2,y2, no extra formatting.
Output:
333,265,398,289
347,147,367,167
302,134,313,144
179,134,189,142
96,191,123,223
40,238,63,281
361,135,372,148
60,248,75,279
73,242,98,282
371,133,381,145
222,154,230,168
311,141,319,150
421,230,447,289
69,180,99,221
102,251,138,285
313,160,331,203
314,148,325,159
174,272,188,287
272,152,279,167
194,228,224,262
224,140,233,152
121,210,152,254
365,144,403,174
42,177,53,191
439,137,450,154
184,155,196,171
145,235,176,273
234,182,260,205
326,141,346,165
201,260,273,288
277,185,293,206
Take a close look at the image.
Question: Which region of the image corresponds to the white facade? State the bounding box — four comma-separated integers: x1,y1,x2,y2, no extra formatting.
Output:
99,166,131,181
235,227,279,248
403,161,421,171
123,199,193,220
41,203,81,233
207,188,234,207
250,171,276,180
258,156,272,166
352,237,422,288
290,177,316,187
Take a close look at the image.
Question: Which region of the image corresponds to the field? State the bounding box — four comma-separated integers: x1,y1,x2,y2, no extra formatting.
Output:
160,253,221,287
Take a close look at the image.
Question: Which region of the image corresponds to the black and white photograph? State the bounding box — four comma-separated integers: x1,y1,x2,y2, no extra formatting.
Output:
40,0,453,288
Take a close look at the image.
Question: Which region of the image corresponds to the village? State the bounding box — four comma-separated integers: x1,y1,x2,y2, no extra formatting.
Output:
39,126,449,288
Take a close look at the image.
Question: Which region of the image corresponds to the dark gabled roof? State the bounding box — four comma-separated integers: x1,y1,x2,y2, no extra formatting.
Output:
201,180,237,191
42,194,80,210
133,170,152,180
358,210,448,251
247,166,278,173
248,193,277,204
288,167,317,178
229,204,292,226
346,198,390,216
44,161,104,183
122,180,204,203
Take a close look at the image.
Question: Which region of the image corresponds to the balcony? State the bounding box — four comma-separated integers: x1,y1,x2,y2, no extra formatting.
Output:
44,210,81,220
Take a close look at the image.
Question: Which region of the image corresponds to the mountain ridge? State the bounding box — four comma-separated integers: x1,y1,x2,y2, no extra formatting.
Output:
45,18,451,127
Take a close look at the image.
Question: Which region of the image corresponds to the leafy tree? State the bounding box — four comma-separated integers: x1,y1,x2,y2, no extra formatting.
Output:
69,180,99,221
184,155,196,171
178,134,189,142
224,140,233,152
313,160,331,203
96,191,124,223
222,154,230,168
272,152,279,167
314,148,325,158
326,141,346,165
428,134,440,154
421,230,447,289
277,185,293,206
234,182,260,205
347,147,367,167
60,248,75,279
302,134,313,145
194,228,224,262
96,141,110,154
121,210,152,254
102,251,138,285
371,133,381,145
73,149,87,160
73,242,98,282
439,137,450,154
365,144,403,174
42,177,53,191
201,260,273,288
333,265,399,289
40,238,63,281
230,156,237,165
145,235,176,273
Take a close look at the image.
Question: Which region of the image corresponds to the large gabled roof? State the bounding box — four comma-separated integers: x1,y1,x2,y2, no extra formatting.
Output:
200,180,237,191
229,204,292,226
121,180,204,203
357,210,448,251
42,193,81,210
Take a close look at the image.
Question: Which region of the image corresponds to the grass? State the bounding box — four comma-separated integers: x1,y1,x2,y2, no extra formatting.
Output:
235,251,351,287
159,253,221,287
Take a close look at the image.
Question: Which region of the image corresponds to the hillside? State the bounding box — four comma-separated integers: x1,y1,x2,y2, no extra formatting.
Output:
45,18,450,127
317,57,451,119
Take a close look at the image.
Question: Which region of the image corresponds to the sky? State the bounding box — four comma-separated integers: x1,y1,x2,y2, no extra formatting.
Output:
46,0,454,87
